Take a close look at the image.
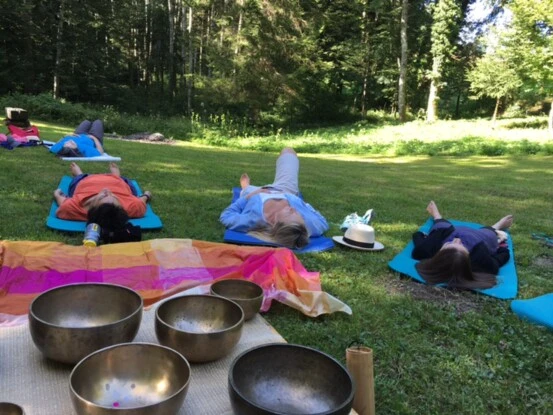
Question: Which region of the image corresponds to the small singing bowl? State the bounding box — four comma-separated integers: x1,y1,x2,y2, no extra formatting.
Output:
210,279,264,321
229,343,354,415
29,283,143,364
70,343,190,415
155,294,244,363
0,403,24,415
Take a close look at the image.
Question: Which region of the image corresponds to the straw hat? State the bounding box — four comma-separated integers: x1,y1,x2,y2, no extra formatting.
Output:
333,224,384,251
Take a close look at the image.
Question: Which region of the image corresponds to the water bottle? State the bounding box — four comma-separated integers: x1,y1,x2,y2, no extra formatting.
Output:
83,223,101,247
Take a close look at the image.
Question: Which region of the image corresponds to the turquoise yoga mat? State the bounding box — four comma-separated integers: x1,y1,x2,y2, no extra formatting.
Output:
388,218,518,299
223,187,335,254
46,175,163,232
511,294,553,330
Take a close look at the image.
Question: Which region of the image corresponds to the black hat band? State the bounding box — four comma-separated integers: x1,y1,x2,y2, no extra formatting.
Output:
343,236,374,249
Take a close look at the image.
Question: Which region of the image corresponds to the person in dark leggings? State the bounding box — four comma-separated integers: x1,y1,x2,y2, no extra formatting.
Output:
74,119,104,145
49,119,105,157
412,200,513,289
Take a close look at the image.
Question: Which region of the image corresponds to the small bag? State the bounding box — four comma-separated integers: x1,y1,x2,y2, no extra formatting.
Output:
101,223,142,244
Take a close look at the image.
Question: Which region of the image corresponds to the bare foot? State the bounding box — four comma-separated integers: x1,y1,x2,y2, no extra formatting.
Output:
426,200,442,220
109,162,121,177
70,162,82,177
53,188,67,204
492,215,513,230
240,173,250,190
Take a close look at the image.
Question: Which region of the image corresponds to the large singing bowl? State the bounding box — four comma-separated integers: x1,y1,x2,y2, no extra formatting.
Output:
229,344,354,415
155,295,244,363
29,283,143,364
210,279,264,321
70,343,190,415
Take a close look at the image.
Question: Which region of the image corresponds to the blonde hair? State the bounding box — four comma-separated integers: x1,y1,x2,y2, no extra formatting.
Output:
249,221,309,249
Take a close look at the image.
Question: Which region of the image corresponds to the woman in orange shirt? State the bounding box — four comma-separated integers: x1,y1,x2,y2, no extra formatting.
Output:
54,162,151,242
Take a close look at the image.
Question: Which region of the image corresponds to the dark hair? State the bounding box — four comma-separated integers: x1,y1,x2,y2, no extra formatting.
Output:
57,147,82,157
87,204,141,244
415,247,496,289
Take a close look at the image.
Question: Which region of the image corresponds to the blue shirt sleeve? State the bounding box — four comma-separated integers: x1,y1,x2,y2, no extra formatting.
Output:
220,197,257,231
49,136,69,154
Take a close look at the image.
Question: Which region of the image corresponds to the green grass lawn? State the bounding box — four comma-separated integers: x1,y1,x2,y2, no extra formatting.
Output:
194,116,553,156
2,120,553,414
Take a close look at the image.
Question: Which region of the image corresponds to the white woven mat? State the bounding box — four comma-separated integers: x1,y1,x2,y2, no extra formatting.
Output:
0,309,285,414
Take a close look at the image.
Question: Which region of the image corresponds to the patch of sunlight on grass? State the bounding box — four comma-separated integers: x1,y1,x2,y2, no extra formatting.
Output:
449,157,511,167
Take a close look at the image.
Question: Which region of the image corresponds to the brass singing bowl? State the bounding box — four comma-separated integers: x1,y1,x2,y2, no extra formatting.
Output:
70,343,190,415
229,343,354,415
29,283,143,364
0,402,24,415
210,279,264,321
155,294,244,363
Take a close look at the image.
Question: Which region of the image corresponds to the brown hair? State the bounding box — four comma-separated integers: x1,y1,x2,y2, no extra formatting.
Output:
415,247,496,289
249,221,309,249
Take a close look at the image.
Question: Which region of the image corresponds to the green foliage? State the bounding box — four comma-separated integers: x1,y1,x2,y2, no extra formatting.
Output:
502,0,553,100
430,0,462,67
467,52,521,100
4,94,550,155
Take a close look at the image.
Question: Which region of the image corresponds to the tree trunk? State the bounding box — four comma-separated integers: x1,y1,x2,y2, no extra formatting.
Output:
426,59,440,123
198,12,204,76
491,96,500,126
144,0,152,87
360,5,370,115
548,100,553,137
398,0,408,122
426,80,438,123
361,70,368,115
235,0,244,56
180,0,187,90
455,90,461,118
187,6,194,115
167,0,176,99
53,0,66,99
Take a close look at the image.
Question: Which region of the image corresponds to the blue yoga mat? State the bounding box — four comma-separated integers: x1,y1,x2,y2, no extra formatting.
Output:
223,187,334,253
46,176,163,232
388,218,518,299
511,294,553,330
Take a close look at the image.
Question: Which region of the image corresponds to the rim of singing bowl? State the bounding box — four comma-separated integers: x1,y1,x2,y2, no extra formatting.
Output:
229,343,355,415
29,283,143,329
0,402,25,415
69,342,191,411
155,294,245,334
210,279,264,301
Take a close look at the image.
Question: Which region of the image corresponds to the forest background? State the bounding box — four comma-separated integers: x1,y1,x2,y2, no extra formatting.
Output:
0,0,551,136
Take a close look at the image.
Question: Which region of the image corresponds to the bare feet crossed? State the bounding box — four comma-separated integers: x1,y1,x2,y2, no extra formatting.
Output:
70,162,83,177
240,173,250,190
109,162,121,177
426,200,442,220
492,215,514,230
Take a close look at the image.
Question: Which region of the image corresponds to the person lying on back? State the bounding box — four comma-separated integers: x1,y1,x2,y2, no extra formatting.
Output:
54,162,151,221
412,200,513,289
50,119,105,157
220,147,328,249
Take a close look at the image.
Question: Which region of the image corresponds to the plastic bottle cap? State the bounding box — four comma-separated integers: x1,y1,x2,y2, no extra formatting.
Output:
83,240,97,247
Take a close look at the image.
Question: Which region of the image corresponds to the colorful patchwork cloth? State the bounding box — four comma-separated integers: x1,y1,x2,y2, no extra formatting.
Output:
0,239,351,326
